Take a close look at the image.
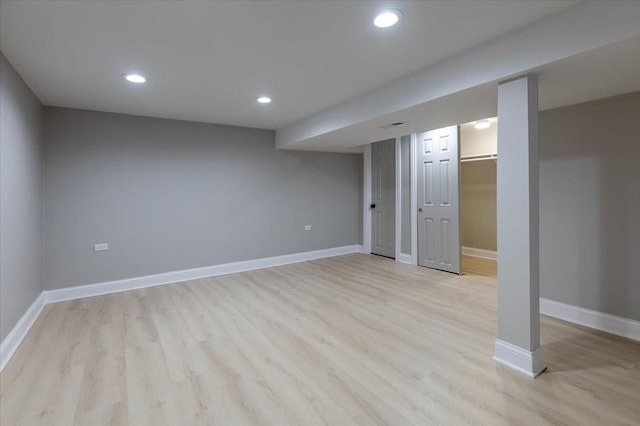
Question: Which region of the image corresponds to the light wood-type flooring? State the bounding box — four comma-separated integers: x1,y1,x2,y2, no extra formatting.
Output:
1,254,639,425
462,254,497,277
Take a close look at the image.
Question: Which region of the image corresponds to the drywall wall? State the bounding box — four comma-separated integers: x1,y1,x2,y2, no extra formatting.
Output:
43,107,362,290
0,52,43,342
461,161,497,251
400,135,411,255
539,91,640,321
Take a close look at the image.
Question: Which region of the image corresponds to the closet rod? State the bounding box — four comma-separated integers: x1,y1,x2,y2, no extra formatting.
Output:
460,153,498,163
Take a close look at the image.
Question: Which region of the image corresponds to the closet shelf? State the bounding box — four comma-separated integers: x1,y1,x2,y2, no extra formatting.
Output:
460,153,498,163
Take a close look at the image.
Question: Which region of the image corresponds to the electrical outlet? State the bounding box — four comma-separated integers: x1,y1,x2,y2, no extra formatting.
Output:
94,243,109,252
304,225,312,231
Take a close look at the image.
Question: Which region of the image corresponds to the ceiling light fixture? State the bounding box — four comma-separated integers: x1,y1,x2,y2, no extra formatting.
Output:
374,10,401,28
124,74,146,83
256,96,272,104
474,119,490,130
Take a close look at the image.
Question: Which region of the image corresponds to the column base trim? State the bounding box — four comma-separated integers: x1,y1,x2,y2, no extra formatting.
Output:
493,339,546,378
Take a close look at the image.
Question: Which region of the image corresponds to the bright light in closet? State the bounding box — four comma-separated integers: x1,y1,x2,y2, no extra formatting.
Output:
474,119,490,130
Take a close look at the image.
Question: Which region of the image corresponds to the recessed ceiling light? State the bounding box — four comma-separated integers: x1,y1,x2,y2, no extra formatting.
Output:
474,119,491,130
374,10,401,28
257,96,272,104
124,74,146,83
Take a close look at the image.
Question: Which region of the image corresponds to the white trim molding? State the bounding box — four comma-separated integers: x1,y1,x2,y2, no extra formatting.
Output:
0,292,46,372
493,339,546,378
410,133,418,266
396,253,413,265
394,137,402,261
46,245,364,304
462,246,497,261
540,298,640,342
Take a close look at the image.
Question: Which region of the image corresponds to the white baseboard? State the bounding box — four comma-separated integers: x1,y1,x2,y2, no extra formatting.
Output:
0,292,46,372
493,339,546,378
462,246,497,260
396,253,413,264
540,298,640,342
45,244,364,303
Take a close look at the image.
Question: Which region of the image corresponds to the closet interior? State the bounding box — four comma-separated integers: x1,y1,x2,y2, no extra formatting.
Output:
460,118,498,275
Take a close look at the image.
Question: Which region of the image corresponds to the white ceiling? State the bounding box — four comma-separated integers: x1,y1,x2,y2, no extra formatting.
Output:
0,0,577,130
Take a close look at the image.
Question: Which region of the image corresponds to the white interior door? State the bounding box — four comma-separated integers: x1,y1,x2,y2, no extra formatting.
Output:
371,139,395,258
416,126,461,273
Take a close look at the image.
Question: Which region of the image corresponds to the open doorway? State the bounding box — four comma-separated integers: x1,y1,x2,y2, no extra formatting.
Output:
460,117,498,277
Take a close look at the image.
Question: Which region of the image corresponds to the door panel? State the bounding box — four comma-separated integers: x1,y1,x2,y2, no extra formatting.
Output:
374,211,383,248
424,162,434,205
423,217,435,264
376,165,383,199
371,139,396,258
440,219,451,265
440,159,451,205
417,126,460,273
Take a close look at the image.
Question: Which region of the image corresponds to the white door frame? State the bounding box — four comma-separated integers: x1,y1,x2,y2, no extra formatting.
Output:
410,133,418,265
394,137,402,260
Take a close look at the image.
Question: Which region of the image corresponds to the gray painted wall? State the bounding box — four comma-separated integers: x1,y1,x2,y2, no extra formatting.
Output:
0,53,43,342
461,161,497,251
539,91,640,321
43,107,362,290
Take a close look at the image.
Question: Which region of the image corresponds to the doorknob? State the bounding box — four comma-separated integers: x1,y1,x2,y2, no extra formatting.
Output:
370,203,376,209
418,207,423,212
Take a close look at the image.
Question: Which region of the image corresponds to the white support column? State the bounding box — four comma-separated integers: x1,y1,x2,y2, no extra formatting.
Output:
493,74,546,378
